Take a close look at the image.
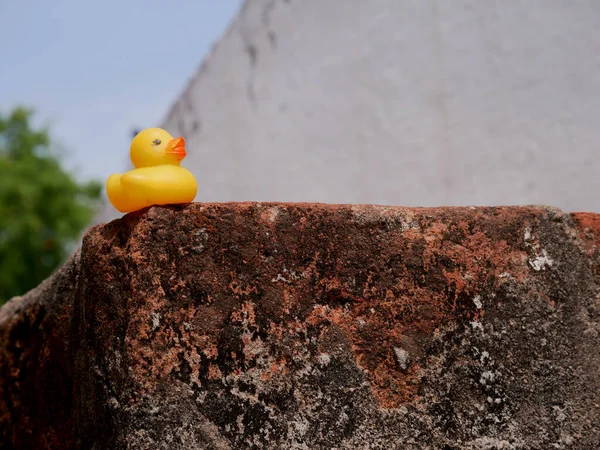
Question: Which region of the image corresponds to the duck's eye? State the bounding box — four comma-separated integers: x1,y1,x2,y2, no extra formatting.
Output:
152,138,161,146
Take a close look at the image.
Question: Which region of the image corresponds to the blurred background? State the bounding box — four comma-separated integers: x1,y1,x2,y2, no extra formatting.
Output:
1,0,599,303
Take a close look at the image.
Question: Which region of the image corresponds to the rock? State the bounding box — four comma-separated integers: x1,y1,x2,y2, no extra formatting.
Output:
393,347,410,372
0,250,80,449
1,203,600,449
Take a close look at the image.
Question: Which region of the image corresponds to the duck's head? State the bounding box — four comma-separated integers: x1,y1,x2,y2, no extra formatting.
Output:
130,127,187,168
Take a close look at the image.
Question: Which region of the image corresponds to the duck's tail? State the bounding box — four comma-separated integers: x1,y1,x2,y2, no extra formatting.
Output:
106,174,130,213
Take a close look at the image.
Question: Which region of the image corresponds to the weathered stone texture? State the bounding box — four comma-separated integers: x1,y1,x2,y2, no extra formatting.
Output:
1,203,600,449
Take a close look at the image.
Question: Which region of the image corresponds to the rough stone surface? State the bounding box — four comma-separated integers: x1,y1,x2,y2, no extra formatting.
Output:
2,203,600,449
0,250,80,449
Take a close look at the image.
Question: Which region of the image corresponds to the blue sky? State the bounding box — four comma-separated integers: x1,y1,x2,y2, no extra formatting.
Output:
0,0,243,181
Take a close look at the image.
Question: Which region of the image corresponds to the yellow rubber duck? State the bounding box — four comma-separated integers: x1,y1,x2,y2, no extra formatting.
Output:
106,128,197,213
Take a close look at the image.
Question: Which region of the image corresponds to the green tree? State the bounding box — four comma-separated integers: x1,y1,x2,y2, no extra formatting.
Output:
0,107,102,304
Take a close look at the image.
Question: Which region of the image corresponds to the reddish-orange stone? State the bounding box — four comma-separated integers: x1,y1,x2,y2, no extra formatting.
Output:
1,203,599,449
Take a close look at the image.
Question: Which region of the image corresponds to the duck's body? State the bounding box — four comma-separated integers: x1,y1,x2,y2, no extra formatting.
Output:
107,165,197,213
106,128,198,213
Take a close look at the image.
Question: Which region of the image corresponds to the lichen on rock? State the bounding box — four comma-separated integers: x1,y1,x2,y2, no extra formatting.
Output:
1,203,600,449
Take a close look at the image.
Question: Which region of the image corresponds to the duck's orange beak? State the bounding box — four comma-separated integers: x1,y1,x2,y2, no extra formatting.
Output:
166,137,187,160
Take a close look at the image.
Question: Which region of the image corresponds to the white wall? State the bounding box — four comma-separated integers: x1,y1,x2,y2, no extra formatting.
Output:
94,0,600,225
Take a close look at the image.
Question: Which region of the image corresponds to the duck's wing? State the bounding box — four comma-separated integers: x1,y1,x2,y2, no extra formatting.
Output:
120,167,161,190
120,166,186,191
121,166,197,205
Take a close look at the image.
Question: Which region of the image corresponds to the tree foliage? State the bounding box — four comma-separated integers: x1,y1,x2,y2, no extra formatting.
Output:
0,107,102,304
